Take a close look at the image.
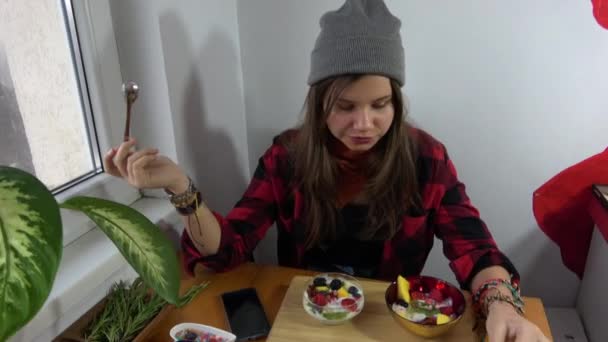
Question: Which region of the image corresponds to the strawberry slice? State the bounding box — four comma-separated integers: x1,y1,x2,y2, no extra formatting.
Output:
440,306,454,316
411,291,425,301
313,293,328,306
423,317,436,325
341,298,357,312
429,288,444,302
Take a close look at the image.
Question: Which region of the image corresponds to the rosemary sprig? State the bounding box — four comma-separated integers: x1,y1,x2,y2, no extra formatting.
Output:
178,281,210,307
84,278,209,342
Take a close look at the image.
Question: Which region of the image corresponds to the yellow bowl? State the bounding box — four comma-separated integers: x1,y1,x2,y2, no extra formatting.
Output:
384,276,466,339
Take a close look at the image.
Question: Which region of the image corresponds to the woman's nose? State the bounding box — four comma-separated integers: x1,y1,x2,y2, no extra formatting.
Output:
352,108,373,130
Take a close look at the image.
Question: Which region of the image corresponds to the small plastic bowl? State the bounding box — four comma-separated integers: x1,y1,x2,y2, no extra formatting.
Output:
169,322,236,342
302,273,365,325
385,275,466,339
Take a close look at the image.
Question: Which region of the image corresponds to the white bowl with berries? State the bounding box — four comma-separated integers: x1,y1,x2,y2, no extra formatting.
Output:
169,322,236,342
302,273,364,325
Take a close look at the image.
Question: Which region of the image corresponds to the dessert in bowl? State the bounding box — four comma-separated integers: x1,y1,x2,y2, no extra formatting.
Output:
303,273,364,325
385,275,466,338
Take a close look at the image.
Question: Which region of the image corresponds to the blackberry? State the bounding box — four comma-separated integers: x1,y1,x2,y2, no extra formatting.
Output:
347,286,359,295
329,278,343,290
396,299,409,308
182,330,198,341
313,277,327,287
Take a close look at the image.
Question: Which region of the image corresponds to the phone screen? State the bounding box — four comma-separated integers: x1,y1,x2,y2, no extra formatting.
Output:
221,288,271,341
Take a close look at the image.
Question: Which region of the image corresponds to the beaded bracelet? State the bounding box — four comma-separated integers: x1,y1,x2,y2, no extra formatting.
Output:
169,180,205,250
472,278,525,339
473,291,526,341
473,277,521,304
482,292,525,318
164,178,206,250
472,277,525,319
165,177,196,205
165,177,203,215
174,191,203,216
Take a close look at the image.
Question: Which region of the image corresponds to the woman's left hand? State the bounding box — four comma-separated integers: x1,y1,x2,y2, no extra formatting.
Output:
486,301,550,342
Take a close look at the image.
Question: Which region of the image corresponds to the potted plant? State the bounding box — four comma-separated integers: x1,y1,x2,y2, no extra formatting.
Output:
0,166,188,341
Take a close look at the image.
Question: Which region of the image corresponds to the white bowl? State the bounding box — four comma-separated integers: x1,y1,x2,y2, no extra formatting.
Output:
169,322,236,342
302,273,365,325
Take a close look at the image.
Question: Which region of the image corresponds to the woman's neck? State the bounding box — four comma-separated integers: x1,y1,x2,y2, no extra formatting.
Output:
328,136,372,207
328,136,373,163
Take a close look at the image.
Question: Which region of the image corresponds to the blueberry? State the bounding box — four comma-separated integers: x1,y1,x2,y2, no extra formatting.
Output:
396,299,409,308
313,277,327,287
329,278,343,290
347,286,359,295
185,331,198,339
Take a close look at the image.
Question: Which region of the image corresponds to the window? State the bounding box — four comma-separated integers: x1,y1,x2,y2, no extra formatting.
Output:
0,0,141,246
0,0,102,193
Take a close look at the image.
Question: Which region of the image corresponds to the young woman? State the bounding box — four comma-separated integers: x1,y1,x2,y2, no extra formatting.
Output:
104,1,549,340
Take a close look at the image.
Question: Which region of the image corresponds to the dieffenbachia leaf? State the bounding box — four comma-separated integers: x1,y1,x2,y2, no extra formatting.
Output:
60,197,180,304
0,166,63,341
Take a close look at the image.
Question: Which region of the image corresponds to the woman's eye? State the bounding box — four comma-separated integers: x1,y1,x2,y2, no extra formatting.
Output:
372,101,390,109
337,104,354,112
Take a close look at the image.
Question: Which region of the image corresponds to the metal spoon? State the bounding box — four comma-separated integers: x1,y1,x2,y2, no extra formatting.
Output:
122,81,139,142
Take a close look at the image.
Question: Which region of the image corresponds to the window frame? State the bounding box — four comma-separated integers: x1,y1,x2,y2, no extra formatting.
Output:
55,0,142,247
50,0,103,195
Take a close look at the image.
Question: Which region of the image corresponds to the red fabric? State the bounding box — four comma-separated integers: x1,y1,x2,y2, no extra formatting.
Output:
181,127,518,289
533,148,608,278
592,0,608,30
328,136,371,207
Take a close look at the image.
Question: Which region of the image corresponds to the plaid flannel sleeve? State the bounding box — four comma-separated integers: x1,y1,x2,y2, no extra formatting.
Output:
181,145,282,274
432,145,519,290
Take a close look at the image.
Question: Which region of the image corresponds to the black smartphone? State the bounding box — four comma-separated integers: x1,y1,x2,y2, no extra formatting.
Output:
221,287,271,341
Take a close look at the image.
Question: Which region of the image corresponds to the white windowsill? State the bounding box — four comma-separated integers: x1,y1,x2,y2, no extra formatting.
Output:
8,197,182,342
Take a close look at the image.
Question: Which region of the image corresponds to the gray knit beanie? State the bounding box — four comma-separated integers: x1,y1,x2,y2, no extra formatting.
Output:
308,0,405,86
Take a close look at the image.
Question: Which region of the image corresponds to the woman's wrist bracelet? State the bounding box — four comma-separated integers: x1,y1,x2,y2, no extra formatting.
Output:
473,277,520,303
473,277,524,319
165,177,202,215
483,292,525,317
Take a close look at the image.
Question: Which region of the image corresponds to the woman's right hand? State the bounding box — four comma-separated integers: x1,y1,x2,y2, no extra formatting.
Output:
103,138,189,193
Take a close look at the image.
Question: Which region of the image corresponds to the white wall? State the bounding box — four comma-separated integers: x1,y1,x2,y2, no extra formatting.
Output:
109,0,250,214
577,227,608,342
237,0,608,306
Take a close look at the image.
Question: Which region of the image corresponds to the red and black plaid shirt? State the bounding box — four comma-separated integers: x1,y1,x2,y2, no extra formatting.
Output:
182,128,518,289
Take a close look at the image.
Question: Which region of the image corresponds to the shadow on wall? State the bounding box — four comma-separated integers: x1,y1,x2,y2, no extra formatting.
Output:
158,11,247,215
509,227,580,306
158,11,279,265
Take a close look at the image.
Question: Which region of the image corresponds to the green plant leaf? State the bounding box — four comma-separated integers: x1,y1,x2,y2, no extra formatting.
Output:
0,166,63,341
61,196,180,304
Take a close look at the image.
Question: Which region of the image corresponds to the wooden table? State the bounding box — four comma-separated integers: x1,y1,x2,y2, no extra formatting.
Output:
137,263,553,341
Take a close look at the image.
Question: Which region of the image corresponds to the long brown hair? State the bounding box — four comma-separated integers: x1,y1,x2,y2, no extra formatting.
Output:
288,74,420,249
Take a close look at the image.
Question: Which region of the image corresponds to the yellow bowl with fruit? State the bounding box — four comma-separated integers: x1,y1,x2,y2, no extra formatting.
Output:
385,275,466,338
